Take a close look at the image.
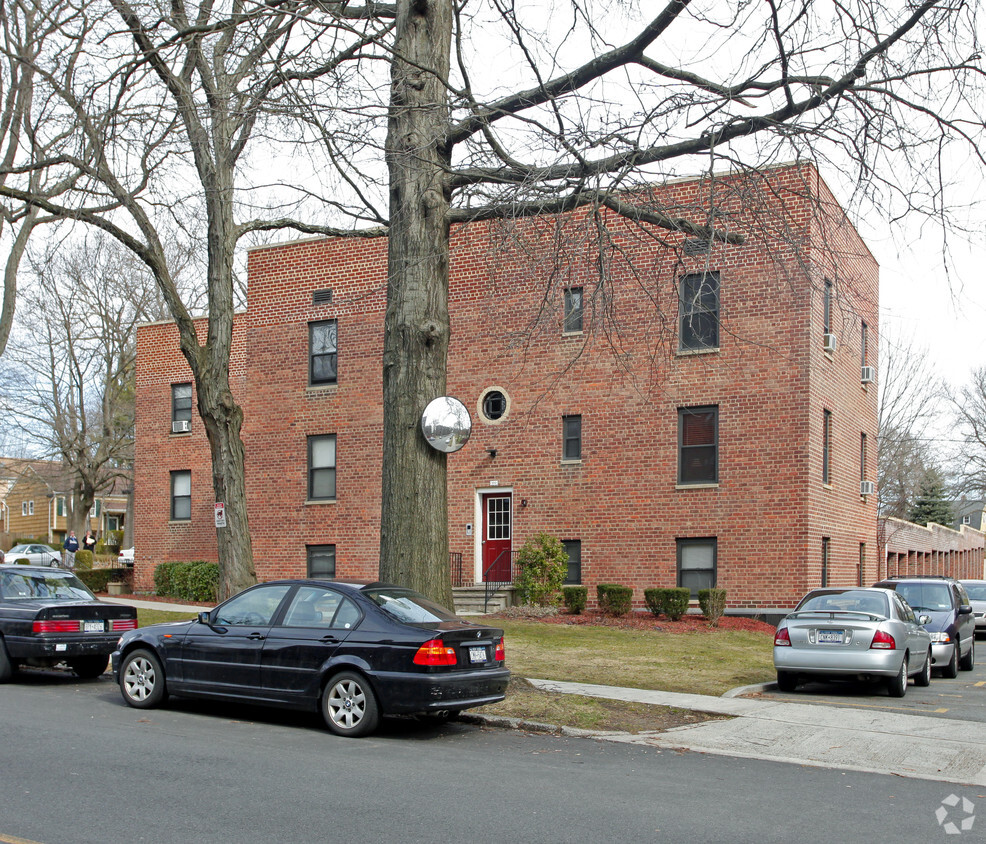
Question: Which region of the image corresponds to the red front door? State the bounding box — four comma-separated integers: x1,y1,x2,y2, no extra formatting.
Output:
482,493,512,582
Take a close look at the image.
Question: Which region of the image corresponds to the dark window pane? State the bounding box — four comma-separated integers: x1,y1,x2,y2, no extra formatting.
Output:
564,288,583,333
172,383,193,422
483,391,507,420
679,407,718,484
307,545,336,578
679,272,720,350
310,321,338,385
562,540,581,584
677,539,716,597
563,415,582,460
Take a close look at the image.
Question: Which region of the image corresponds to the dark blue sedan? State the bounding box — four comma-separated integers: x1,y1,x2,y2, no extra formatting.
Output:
113,579,509,737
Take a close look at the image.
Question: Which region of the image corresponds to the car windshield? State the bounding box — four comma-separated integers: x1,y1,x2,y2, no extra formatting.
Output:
963,583,986,601
796,590,889,615
362,587,459,624
0,569,94,601
8,545,30,553
893,583,952,613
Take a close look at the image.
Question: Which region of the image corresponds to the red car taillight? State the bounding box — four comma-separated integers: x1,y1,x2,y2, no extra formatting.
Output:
774,627,791,646
870,630,896,650
111,619,138,631
494,637,505,661
413,639,458,666
33,619,81,633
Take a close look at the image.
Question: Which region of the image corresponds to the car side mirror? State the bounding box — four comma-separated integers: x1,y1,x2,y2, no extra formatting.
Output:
198,611,212,625
919,614,932,625
958,604,973,615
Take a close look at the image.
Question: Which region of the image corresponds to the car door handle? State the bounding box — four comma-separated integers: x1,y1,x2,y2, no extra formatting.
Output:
320,635,340,643
247,632,266,640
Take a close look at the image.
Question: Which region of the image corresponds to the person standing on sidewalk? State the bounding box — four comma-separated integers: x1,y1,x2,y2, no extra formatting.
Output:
63,530,80,570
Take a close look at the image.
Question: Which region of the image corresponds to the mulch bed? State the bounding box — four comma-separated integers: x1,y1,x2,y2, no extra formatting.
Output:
488,607,776,635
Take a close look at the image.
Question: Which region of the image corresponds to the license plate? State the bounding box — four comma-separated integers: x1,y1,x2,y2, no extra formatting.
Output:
83,621,105,633
469,646,487,664
817,629,844,644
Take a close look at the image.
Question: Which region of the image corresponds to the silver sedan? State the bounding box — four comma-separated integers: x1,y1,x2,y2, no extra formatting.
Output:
773,587,933,697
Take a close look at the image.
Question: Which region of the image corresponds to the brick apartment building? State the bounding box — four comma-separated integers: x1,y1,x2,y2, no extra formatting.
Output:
133,164,879,611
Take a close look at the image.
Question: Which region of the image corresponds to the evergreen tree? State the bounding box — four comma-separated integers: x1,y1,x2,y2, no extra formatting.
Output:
908,468,954,527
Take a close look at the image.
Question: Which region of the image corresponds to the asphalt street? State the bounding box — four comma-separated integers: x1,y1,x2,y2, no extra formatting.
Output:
0,671,978,844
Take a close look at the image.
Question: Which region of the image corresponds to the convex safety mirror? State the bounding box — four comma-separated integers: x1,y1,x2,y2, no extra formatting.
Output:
421,396,472,453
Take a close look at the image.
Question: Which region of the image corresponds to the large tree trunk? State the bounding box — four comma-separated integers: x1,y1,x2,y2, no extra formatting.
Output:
379,0,454,607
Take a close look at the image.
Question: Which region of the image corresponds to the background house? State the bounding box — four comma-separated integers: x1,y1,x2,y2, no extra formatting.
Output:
133,164,882,613
0,459,129,550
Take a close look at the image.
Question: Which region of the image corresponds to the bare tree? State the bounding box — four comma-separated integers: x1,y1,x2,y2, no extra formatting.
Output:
1,232,169,532
949,366,986,498
0,0,982,604
877,329,945,519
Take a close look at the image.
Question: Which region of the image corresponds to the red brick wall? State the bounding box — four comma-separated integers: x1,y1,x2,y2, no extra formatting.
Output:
134,164,879,609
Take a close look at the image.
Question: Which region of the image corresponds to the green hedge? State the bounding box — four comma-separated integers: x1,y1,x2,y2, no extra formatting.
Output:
596,583,633,616
154,561,219,602
562,586,587,614
644,587,691,621
74,550,94,571
77,568,132,593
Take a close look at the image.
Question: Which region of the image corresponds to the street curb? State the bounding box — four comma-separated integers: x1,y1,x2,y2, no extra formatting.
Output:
722,682,773,698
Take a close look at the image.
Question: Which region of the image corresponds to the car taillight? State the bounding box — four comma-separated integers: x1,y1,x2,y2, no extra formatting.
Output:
413,639,458,666
494,637,505,661
111,619,138,631
33,619,81,633
870,630,896,650
774,627,791,646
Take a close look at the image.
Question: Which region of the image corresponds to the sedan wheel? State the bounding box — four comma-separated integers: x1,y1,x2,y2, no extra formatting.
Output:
120,649,168,708
0,639,13,683
942,643,959,679
775,671,798,693
69,656,109,679
322,671,380,738
887,655,908,698
960,637,975,671
913,648,932,687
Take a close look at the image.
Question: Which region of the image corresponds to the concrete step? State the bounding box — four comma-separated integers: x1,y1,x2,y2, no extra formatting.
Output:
452,585,515,615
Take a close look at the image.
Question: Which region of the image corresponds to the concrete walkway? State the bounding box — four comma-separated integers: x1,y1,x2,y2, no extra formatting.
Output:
525,679,986,786
105,596,986,785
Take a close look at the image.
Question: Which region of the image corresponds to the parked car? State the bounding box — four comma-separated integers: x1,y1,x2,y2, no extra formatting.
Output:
773,587,933,697
0,564,138,682
6,543,62,567
959,579,986,638
872,576,975,677
117,548,134,567
113,579,509,737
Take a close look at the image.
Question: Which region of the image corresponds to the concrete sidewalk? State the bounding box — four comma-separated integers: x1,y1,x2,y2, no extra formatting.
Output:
101,596,208,613
525,679,986,786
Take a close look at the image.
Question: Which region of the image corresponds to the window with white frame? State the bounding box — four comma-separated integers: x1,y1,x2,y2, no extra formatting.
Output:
171,471,191,521
308,435,337,501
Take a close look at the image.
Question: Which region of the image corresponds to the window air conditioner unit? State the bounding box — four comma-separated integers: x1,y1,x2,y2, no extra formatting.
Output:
172,420,191,434
860,366,875,384
860,480,875,496
822,333,837,353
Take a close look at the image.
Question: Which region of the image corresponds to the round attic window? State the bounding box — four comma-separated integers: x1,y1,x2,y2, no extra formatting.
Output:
479,388,509,424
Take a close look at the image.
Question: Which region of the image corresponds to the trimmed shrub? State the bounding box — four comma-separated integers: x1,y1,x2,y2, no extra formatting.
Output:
155,561,219,602
643,588,666,618
515,533,568,607
662,587,691,621
597,583,633,616
698,588,727,626
14,557,30,565
562,586,587,614
74,550,94,571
